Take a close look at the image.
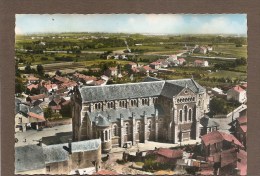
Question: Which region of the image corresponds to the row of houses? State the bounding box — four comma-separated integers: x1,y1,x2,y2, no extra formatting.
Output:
17,72,110,132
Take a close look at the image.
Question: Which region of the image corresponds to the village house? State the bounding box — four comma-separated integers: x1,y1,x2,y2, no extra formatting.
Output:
167,55,178,63
44,83,58,93
26,94,48,104
15,98,46,132
126,62,138,70
48,94,70,114
71,77,209,153
104,67,118,77
193,46,208,54
156,59,170,68
217,148,247,176
194,60,209,67
200,115,219,136
149,62,161,70
15,139,102,175
201,131,244,158
73,73,97,85
177,58,186,65
234,116,247,147
227,85,247,103
145,148,183,169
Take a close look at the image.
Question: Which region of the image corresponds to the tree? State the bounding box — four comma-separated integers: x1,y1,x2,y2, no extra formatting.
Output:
25,65,32,74
15,82,25,94
37,64,44,76
209,97,228,116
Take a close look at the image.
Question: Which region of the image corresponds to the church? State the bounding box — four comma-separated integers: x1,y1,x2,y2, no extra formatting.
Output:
71,77,209,152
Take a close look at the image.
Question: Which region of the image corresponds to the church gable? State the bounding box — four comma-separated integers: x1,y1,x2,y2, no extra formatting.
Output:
177,87,196,97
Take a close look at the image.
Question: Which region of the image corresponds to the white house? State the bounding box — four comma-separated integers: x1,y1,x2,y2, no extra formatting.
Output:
227,85,247,103
194,60,209,67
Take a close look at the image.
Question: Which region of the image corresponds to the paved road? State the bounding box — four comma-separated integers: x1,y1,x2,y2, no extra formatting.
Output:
15,124,72,147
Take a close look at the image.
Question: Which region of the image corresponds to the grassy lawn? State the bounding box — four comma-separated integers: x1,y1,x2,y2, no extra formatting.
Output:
210,44,247,58
208,70,247,80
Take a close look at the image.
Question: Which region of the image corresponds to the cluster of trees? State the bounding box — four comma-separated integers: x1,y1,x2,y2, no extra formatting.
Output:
209,97,240,116
214,57,247,70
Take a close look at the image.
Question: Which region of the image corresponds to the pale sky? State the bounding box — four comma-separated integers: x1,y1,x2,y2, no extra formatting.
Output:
15,14,247,35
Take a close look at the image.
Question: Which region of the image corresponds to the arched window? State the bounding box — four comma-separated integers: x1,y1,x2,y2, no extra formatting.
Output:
198,100,201,106
184,106,188,121
112,124,118,136
189,109,192,121
179,110,183,122
142,99,145,105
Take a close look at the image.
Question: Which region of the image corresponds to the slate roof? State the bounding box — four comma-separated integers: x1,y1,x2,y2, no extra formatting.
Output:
79,81,165,103
79,78,205,103
200,115,219,127
16,139,102,172
43,144,69,164
87,105,164,124
71,139,101,153
15,145,45,172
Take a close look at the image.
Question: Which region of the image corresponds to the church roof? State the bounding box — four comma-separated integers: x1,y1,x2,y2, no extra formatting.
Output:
79,81,165,102
87,105,164,123
78,78,205,103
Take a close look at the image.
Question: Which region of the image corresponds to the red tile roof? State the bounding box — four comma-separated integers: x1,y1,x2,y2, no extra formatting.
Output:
194,60,203,64
54,75,70,83
237,116,247,125
239,125,247,133
150,62,161,65
44,83,57,91
28,94,47,101
61,81,77,88
27,112,45,121
148,148,183,159
142,65,152,71
201,131,243,147
232,85,245,93
27,84,39,91
178,58,186,62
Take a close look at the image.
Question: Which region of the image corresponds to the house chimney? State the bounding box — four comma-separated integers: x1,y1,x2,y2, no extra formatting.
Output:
68,139,72,154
